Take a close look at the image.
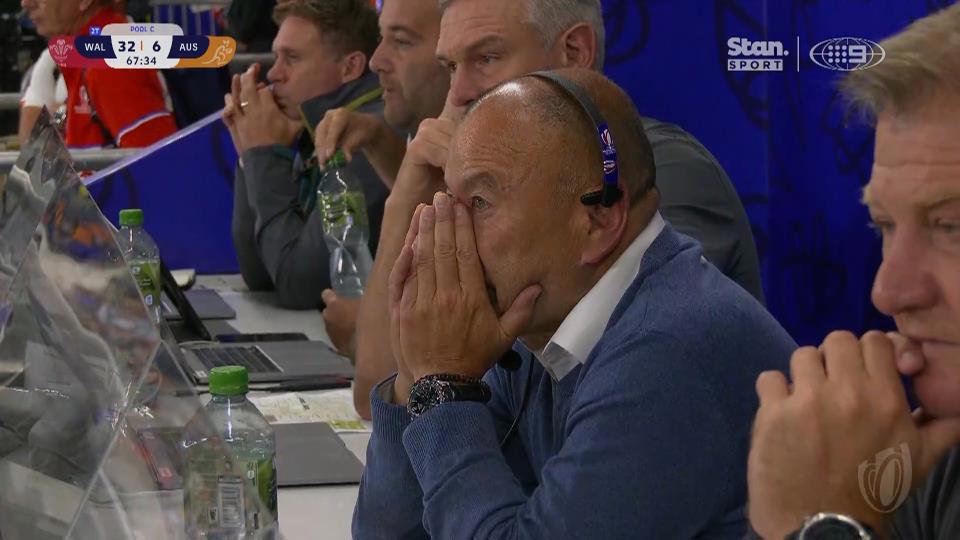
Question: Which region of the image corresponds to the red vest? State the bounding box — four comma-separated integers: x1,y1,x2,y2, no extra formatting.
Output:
61,8,177,148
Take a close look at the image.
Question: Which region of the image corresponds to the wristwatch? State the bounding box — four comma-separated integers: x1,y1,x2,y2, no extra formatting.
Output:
407,374,491,418
787,513,877,540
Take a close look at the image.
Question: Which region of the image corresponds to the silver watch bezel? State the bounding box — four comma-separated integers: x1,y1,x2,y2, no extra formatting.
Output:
799,513,872,540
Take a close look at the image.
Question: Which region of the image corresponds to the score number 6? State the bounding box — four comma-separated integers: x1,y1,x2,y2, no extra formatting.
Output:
116,40,163,53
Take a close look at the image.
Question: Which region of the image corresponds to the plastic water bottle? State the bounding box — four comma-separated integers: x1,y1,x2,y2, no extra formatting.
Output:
317,150,373,298
117,208,161,324
182,366,278,540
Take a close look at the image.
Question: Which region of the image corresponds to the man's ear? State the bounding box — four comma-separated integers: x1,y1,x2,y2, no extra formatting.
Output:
341,51,368,83
579,192,629,265
556,23,597,69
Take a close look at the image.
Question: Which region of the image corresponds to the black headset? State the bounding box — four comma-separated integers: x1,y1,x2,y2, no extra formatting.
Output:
527,70,623,208
498,71,622,449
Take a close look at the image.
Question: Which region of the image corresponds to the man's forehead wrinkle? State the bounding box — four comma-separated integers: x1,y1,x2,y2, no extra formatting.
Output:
876,107,960,167
866,164,960,209
437,7,520,58
459,135,527,186
456,108,542,192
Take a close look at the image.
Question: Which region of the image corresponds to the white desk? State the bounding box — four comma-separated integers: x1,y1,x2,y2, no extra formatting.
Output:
197,276,369,540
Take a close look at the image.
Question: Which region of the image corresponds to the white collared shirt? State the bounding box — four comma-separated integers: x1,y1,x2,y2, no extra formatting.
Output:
532,212,666,381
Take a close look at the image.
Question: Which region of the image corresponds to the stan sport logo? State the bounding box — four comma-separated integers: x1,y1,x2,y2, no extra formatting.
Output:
727,36,885,72
727,37,790,72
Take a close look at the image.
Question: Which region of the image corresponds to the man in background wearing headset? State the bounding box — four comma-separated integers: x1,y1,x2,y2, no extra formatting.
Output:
350,0,764,418
352,68,795,539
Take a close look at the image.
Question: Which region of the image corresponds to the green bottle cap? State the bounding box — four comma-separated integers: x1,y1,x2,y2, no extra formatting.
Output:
119,208,144,227
325,150,347,169
208,365,249,396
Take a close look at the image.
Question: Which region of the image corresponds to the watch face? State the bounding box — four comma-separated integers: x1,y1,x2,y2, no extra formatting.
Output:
409,379,451,417
805,519,863,540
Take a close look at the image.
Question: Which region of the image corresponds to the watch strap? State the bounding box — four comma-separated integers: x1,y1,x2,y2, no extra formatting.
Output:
407,373,491,418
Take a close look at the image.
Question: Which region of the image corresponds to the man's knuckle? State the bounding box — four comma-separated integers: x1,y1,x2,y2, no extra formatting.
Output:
790,347,820,369
435,242,456,259
756,370,783,389
876,398,903,422
824,330,856,348
436,290,458,309
456,245,476,263
833,390,864,419
789,388,817,410
861,330,893,352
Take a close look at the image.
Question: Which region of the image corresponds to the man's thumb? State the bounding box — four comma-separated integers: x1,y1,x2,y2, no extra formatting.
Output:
499,285,542,343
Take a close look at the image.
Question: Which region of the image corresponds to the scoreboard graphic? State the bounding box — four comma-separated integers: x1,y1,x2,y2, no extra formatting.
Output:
48,23,235,69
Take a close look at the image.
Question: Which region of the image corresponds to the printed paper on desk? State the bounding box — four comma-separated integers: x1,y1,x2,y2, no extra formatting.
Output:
250,389,369,432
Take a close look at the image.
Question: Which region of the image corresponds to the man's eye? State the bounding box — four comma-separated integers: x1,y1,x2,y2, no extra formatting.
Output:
868,219,894,238
480,55,497,65
472,197,489,211
934,218,960,235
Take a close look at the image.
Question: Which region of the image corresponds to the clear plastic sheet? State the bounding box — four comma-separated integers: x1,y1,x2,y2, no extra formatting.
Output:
0,111,278,540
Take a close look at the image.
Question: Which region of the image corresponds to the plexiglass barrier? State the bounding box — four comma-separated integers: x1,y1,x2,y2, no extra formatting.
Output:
0,110,277,540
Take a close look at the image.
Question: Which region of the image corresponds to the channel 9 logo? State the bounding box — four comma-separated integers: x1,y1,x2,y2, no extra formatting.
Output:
809,37,886,71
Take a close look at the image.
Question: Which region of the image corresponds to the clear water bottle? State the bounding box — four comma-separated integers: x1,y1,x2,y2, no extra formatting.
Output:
182,366,278,540
317,150,373,298
117,208,161,324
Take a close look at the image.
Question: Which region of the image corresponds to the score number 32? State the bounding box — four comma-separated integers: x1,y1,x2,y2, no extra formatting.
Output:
116,40,163,53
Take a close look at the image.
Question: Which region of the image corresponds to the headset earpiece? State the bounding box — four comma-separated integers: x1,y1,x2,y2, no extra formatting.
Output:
527,71,624,208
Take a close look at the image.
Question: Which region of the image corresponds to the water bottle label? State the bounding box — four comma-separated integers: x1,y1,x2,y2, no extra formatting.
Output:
217,476,245,529
344,191,369,228
250,457,278,517
184,455,278,536
129,260,161,308
318,190,370,234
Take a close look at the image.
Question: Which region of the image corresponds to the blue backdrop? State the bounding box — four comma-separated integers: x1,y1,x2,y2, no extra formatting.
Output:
602,0,954,344
86,0,957,347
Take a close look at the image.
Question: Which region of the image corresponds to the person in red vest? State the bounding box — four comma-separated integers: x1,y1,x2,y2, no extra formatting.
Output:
21,0,177,148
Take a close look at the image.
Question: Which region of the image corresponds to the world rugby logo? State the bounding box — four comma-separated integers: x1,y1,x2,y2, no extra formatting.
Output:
600,127,616,152
809,37,885,71
858,443,912,513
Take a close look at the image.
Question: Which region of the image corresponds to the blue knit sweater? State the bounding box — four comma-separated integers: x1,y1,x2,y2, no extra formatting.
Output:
353,225,796,539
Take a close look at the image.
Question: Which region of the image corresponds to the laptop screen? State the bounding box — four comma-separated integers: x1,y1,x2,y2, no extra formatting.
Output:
159,261,212,342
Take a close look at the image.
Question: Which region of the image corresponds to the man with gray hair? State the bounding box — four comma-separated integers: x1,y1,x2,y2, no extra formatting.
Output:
351,0,764,417
353,67,795,540
747,4,960,539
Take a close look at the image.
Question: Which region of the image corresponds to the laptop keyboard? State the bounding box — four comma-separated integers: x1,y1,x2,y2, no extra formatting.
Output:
192,346,282,374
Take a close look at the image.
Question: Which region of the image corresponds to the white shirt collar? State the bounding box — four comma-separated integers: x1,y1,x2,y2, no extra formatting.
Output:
532,212,666,381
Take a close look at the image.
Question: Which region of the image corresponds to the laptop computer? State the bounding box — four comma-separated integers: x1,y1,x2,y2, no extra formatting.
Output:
159,262,354,386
